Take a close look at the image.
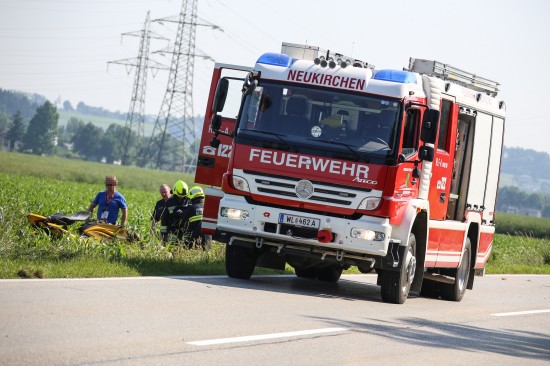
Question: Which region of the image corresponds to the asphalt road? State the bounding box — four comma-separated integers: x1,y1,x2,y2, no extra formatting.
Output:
1,274,549,366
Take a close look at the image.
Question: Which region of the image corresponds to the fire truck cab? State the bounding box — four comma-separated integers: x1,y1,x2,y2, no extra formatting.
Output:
195,43,505,304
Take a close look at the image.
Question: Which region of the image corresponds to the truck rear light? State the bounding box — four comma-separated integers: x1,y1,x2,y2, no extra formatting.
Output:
232,175,250,192
350,228,385,241
358,197,381,211
221,207,250,220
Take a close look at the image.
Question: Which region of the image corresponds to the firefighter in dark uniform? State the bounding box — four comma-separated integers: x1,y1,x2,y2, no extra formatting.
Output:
185,186,211,250
160,180,190,243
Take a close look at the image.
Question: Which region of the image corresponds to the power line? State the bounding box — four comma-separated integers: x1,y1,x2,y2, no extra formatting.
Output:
107,11,169,165
144,0,219,173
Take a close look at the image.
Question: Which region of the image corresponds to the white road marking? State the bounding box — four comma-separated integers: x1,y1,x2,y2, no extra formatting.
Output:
187,327,349,346
490,309,550,317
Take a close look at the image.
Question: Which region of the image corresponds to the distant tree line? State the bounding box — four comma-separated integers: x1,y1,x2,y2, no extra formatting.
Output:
496,186,550,218
1,101,58,155
0,88,45,121
64,101,126,121
1,99,196,171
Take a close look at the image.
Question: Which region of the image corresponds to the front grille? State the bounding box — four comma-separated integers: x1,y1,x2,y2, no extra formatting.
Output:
309,195,352,205
248,171,366,208
255,179,295,189
257,187,297,198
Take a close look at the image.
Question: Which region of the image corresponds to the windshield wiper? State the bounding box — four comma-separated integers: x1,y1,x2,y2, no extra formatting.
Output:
306,138,368,162
239,129,291,149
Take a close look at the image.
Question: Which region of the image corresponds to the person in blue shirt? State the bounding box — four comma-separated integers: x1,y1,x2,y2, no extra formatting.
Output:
87,175,128,226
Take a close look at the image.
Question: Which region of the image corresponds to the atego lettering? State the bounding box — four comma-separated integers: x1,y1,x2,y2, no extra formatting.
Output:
287,70,366,91
249,148,369,179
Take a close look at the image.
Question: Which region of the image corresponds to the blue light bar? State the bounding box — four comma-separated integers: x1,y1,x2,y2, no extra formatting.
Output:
256,53,294,67
373,69,417,84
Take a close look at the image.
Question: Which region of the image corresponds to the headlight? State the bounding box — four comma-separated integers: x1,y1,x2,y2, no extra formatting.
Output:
232,175,250,192
350,228,385,241
358,197,381,211
221,207,249,220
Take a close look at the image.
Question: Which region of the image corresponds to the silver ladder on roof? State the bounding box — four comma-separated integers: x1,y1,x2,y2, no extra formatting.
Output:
408,58,500,97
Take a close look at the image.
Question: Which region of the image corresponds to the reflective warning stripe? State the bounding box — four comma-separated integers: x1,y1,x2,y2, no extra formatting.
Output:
189,215,203,223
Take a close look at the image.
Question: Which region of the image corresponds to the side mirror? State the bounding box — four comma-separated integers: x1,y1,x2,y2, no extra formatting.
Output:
212,78,229,114
421,109,440,144
419,145,434,162
211,114,222,132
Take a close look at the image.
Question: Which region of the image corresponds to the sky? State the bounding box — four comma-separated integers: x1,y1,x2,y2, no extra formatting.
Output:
1,0,549,154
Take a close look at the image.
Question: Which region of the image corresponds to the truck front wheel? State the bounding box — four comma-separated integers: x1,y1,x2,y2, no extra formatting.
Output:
294,266,316,279
315,265,343,282
380,233,416,304
225,244,257,280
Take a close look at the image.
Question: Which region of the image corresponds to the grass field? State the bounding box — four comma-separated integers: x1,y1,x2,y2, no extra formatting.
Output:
0,150,193,191
1,151,549,279
496,212,550,239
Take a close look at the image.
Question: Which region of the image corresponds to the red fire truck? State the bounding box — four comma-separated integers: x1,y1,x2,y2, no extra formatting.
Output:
195,43,505,304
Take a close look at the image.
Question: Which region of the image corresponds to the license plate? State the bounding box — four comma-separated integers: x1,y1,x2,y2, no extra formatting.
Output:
278,213,320,229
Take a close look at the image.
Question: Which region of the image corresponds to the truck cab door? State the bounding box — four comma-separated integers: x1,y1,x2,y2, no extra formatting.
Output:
195,64,251,236
428,99,457,220
195,64,252,187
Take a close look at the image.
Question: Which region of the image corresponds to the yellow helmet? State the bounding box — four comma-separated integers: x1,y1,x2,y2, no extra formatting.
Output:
188,185,205,200
172,180,189,197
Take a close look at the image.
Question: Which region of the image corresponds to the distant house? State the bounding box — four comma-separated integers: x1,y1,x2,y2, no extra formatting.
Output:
503,205,542,218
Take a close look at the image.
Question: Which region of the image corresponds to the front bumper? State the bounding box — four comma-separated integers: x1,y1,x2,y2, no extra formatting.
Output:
217,194,394,258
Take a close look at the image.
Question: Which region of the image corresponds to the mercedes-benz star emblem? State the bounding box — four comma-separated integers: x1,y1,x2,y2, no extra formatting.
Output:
295,180,314,199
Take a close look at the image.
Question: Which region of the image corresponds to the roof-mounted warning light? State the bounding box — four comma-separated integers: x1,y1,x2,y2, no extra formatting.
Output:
373,70,418,84
256,52,295,68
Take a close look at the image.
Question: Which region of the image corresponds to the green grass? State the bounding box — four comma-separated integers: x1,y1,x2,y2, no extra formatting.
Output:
0,156,291,278
496,212,550,239
486,234,550,274
0,151,193,191
0,151,549,278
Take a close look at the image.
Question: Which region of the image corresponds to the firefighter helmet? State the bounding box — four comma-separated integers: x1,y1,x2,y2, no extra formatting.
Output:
188,185,205,200
172,180,188,197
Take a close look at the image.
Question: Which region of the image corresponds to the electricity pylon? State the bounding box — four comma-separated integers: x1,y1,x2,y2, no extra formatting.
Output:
145,0,219,172
108,11,168,165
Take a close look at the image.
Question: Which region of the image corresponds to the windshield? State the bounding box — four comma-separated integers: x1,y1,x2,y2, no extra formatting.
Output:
237,81,401,157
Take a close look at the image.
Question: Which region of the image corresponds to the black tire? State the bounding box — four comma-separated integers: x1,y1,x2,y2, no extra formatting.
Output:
294,266,316,279
440,238,471,302
225,244,257,280
419,278,440,299
315,265,343,283
380,233,416,304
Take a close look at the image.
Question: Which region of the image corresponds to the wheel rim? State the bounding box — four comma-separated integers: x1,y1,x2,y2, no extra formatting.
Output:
402,248,416,294
457,249,469,290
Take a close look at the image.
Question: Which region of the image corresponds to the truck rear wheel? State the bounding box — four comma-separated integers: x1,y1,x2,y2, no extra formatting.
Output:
440,238,471,302
419,278,440,298
225,244,257,280
380,233,416,304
